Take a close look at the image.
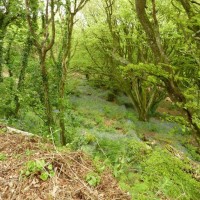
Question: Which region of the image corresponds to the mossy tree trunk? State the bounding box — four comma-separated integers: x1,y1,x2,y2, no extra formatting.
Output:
25,0,55,132
103,0,165,122
0,29,6,82
14,34,33,116
57,0,89,145
0,1,20,82
135,0,200,139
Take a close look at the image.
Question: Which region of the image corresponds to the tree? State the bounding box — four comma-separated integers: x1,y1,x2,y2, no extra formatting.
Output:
0,0,21,82
134,0,200,140
73,0,165,121
104,0,165,121
14,33,33,116
25,0,56,131
57,0,89,145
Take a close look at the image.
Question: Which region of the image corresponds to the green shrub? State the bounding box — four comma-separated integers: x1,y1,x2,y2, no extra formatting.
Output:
85,172,101,187
139,149,200,199
0,153,7,161
20,159,55,181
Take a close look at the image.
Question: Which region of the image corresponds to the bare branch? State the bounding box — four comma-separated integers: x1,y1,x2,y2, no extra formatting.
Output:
45,0,56,52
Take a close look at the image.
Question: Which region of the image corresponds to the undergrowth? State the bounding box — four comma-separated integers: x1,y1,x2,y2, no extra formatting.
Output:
1,80,200,199
70,134,200,200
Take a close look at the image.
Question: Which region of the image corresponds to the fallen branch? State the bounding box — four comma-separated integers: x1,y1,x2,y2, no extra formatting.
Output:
6,126,33,136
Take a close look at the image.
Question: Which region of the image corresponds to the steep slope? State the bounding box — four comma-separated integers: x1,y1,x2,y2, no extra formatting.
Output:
0,128,130,200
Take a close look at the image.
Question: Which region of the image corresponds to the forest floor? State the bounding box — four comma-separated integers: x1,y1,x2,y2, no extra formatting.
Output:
0,129,130,200
1,75,200,199
60,76,200,199
68,76,199,161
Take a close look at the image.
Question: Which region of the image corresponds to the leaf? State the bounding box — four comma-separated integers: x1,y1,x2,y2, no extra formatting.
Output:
85,172,100,187
48,164,53,170
49,171,55,177
25,170,31,176
40,172,49,181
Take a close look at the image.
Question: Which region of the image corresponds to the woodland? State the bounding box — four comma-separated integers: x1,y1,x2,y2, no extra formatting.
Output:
0,0,200,199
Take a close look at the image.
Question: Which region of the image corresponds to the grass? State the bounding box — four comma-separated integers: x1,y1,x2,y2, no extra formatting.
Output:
0,153,7,161
67,79,200,200
69,79,186,147
1,77,199,199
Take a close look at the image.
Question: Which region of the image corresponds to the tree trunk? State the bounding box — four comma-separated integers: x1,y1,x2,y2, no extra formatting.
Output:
40,54,53,130
57,0,89,145
0,29,6,82
15,34,33,116
58,58,67,145
138,110,149,122
135,0,200,139
58,14,73,145
135,0,168,64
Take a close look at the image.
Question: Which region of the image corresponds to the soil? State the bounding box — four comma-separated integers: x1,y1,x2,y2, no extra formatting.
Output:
157,101,184,116
0,128,131,200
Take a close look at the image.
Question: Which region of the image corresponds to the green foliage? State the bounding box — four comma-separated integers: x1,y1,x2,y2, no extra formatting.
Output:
0,0,200,198
78,131,200,200
21,159,55,181
85,172,101,187
125,140,151,163
92,157,106,174
0,153,7,161
138,149,200,199
0,78,15,118
94,138,126,162
182,143,200,162
106,141,200,200
25,149,33,157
